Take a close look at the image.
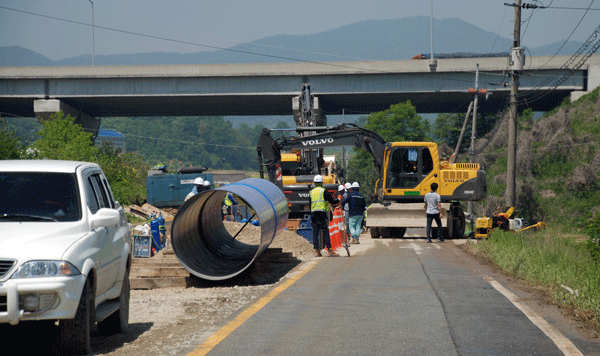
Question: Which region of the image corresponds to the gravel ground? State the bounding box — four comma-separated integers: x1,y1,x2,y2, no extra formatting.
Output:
93,221,323,356
4,221,361,355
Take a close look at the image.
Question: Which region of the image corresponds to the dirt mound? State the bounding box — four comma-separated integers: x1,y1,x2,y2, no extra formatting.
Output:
223,220,315,260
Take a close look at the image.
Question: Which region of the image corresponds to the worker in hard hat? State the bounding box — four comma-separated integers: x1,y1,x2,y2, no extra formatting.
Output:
341,181,366,244
335,184,347,245
309,175,340,257
185,177,204,202
203,180,212,191
343,182,352,241
223,191,239,220
352,181,366,234
337,184,345,199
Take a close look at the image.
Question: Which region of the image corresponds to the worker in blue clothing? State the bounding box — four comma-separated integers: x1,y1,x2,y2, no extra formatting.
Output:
342,182,352,240
185,177,204,202
203,180,212,191
223,191,238,218
341,182,366,244
309,175,340,257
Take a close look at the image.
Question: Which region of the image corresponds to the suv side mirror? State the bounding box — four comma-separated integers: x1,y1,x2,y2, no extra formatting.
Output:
91,208,120,229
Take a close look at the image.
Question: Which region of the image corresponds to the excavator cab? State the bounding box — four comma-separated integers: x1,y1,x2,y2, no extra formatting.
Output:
384,145,434,190
380,143,438,201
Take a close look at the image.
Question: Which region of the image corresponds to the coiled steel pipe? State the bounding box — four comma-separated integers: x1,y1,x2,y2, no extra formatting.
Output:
171,178,289,280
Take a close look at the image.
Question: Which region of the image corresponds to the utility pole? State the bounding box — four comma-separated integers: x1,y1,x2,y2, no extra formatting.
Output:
429,0,437,71
470,64,479,165
467,64,488,218
506,0,522,208
87,0,95,66
468,64,480,218
341,108,346,174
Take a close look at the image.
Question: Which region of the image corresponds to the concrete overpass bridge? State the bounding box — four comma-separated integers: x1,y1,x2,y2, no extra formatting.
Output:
1,55,599,134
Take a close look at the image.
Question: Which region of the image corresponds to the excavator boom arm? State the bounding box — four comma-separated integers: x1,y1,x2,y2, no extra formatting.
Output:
257,123,387,179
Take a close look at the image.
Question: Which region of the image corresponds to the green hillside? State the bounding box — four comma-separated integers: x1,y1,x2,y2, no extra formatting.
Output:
475,88,600,228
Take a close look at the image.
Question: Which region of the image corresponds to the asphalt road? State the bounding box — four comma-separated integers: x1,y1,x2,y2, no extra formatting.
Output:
190,237,599,356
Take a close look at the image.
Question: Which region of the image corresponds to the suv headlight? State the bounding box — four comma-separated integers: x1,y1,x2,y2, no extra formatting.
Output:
12,261,81,278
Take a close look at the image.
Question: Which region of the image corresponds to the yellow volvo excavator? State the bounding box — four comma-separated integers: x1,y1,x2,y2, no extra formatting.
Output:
257,123,487,238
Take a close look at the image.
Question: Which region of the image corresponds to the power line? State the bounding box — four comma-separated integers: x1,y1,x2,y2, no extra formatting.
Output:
522,25,600,104
545,6,600,10
531,0,596,71
1,5,595,112
0,5,384,74
490,6,509,53
0,5,534,89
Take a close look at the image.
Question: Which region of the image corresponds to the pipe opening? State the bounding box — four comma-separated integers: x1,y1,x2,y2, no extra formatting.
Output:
171,178,288,280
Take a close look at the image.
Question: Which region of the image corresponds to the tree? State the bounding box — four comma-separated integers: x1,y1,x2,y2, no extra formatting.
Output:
433,111,498,154
95,142,149,206
34,111,96,161
346,101,431,198
365,101,431,142
0,118,23,160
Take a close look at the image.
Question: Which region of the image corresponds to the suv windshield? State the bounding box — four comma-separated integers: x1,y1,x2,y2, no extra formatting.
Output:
0,172,81,222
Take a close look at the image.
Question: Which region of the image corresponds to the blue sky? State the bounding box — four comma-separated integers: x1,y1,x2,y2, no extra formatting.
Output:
1,0,598,60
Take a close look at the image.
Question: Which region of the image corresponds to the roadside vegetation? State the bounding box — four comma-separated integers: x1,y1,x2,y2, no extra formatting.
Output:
1,112,148,206
1,87,598,332
474,220,600,333
469,87,600,333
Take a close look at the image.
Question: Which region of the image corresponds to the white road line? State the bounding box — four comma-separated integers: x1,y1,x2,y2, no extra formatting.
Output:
483,275,584,356
409,242,422,255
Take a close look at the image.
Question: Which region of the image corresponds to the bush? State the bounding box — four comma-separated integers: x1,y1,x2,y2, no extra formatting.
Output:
475,228,600,330
587,213,600,263
96,143,149,206
30,112,148,206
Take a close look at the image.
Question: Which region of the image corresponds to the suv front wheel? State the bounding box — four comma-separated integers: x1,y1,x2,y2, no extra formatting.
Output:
60,278,93,355
99,267,130,335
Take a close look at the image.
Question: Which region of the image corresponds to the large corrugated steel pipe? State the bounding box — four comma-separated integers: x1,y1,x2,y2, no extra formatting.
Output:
171,178,289,281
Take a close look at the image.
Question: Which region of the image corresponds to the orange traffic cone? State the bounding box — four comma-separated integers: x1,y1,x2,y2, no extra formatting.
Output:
329,207,343,250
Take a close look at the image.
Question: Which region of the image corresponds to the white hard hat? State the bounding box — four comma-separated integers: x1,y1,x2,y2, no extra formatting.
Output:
344,182,352,189
203,180,211,186
313,174,324,183
194,177,204,185
352,182,360,188
338,184,345,191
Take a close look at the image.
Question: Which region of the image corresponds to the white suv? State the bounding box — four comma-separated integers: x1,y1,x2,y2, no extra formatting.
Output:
0,160,131,355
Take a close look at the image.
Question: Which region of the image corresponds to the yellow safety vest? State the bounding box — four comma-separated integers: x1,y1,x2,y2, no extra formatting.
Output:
224,194,233,206
310,187,328,212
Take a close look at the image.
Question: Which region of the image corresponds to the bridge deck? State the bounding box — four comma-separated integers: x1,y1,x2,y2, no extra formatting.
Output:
0,55,597,117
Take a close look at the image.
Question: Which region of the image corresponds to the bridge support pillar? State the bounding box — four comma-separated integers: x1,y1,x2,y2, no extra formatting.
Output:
571,63,600,102
33,99,100,139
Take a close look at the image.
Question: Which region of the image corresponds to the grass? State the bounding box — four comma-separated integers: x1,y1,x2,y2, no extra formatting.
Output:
471,227,600,333
125,212,148,224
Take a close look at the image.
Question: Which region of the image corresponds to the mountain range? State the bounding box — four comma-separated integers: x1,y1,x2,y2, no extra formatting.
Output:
0,17,584,67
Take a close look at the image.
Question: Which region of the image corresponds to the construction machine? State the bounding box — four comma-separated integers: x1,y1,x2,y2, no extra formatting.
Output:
475,207,547,238
257,123,487,238
258,83,342,219
258,132,341,219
